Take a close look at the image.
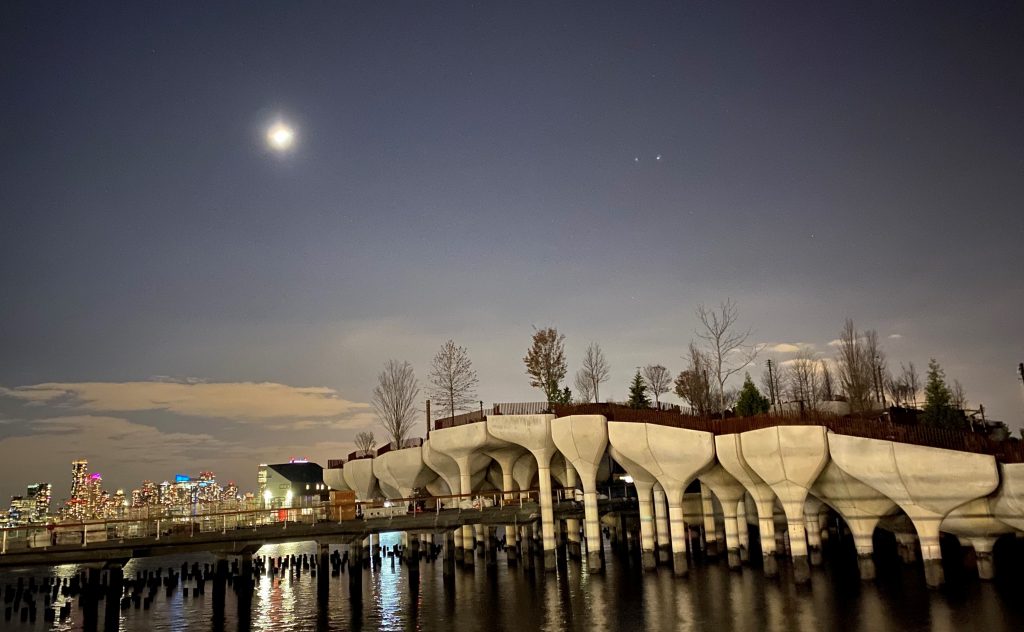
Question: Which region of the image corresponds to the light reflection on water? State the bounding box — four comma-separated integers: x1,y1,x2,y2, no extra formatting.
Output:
1,535,1023,631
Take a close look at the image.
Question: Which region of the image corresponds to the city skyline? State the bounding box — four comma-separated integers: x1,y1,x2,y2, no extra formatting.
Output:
2,3,1023,503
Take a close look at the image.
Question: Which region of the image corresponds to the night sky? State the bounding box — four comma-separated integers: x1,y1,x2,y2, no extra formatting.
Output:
2,2,1022,502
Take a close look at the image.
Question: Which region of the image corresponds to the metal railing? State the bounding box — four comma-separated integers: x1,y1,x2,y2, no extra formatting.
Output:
432,409,490,430
0,486,574,557
492,402,550,416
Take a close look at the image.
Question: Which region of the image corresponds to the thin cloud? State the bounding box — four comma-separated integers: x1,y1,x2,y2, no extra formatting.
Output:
889,334,903,340
762,342,814,354
0,381,369,422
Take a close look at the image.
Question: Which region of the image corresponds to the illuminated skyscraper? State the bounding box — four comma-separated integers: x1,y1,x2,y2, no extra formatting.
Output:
65,459,90,520
26,483,51,521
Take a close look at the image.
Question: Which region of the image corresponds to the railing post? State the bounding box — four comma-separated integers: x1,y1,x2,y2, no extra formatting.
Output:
156,519,161,540
2,530,6,554
82,522,88,548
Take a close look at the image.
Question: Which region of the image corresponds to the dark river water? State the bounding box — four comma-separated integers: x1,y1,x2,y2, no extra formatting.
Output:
2,532,1023,631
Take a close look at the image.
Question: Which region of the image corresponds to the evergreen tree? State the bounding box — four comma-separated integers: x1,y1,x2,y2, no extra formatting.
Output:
627,371,651,409
735,373,770,417
551,386,573,405
921,359,963,429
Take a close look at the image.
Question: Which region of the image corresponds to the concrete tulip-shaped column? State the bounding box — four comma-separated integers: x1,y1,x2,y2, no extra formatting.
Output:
941,497,1015,580
552,415,606,569
342,458,379,504
608,421,715,576
990,463,1024,533
652,484,671,562
699,464,748,569
739,426,829,583
488,414,560,571
431,424,495,565
423,437,488,565
608,445,659,570
802,495,825,566
715,434,782,577
421,438,466,557
811,461,896,580
829,433,999,587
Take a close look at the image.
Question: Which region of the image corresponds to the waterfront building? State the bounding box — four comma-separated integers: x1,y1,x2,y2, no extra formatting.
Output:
259,461,326,509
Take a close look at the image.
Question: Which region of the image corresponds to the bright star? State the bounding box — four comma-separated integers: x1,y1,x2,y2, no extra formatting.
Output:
266,121,295,152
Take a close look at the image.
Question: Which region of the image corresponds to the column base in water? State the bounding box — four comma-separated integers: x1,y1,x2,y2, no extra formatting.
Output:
587,550,602,572
657,545,671,564
762,552,778,578
641,550,657,571
792,555,810,584
924,558,944,588
857,553,875,580
672,552,688,577
727,547,742,570
739,545,749,563
543,548,557,571
976,551,994,580
809,546,822,567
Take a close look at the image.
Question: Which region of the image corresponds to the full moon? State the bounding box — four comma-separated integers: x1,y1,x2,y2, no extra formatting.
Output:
266,121,296,151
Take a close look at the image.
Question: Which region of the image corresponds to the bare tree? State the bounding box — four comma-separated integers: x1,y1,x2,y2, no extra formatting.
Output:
835,320,876,413
951,379,968,411
642,364,672,409
578,342,611,403
675,343,715,415
863,329,886,406
787,348,821,410
760,360,786,409
902,362,921,409
428,339,479,421
695,300,759,414
574,369,596,403
372,360,420,448
819,360,835,401
524,327,568,405
885,372,910,407
354,431,376,456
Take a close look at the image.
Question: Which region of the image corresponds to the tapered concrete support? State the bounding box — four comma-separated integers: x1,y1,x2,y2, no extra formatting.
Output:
829,433,999,588
376,446,438,501
968,537,997,580
804,496,824,566
740,426,830,584
608,421,715,577
715,434,781,577
608,445,658,570
323,467,351,492
992,463,1024,532
811,461,896,580
737,500,750,562
653,486,671,563
551,415,609,571
443,531,456,577
942,499,1013,580
488,414,560,571
700,483,720,557
343,457,379,503
700,464,748,570
423,440,461,508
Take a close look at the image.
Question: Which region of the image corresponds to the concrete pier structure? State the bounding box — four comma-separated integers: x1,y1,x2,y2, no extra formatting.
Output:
699,464,748,569
829,433,1000,587
811,461,896,580
652,484,671,563
487,414,560,570
941,498,1014,580
739,426,829,583
551,414,609,570
991,463,1024,532
608,421,715,576
715,434,781,576
608,445,659,570
342,458,379,503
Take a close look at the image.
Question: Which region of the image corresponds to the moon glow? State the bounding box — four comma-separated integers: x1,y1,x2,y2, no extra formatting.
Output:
266,121,296,151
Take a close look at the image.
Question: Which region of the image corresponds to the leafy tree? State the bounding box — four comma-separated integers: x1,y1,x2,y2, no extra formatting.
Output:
734,373,770,417
524,326,568,405
921,359,963,428
551,386,573,405
627,371,651,409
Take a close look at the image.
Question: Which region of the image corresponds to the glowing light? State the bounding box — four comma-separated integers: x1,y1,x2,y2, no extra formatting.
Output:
266,121,295,151
622,475,634,484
